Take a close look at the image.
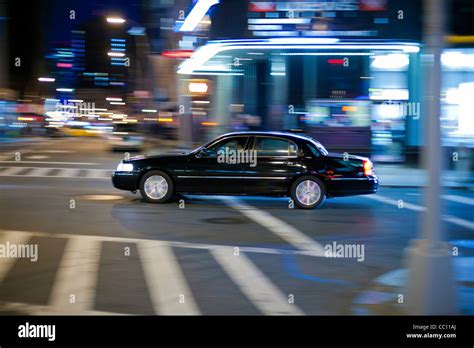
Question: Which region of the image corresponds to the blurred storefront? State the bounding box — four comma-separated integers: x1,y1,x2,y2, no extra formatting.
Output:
177,38,421,160
175,0,425,160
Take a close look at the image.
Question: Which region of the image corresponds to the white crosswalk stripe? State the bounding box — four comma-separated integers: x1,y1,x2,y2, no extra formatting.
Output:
0,230,307,315
211,247,304,315
365,194,474,230
442,194,474,206
48,236,101,312
25,167,52,176
222,196,326,256
138,241,200,315
56,168,80,177
0,167,26,176
0,166,111,179
0,231,33,283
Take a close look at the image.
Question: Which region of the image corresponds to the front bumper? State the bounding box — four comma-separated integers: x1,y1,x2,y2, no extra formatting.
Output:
111,171,140,191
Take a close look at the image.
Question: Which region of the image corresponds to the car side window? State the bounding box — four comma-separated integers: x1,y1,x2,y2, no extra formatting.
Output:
254,137,298,157
206,137,248,157
305,143,321,158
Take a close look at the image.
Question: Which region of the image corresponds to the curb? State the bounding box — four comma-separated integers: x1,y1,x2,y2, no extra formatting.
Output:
380,185,474,190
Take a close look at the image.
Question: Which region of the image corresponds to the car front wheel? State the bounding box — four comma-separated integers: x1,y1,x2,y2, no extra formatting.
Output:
139,170,174,203
290,176,326,209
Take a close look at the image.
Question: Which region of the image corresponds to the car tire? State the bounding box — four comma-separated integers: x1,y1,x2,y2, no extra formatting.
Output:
139,170,174,203
290,176,326,209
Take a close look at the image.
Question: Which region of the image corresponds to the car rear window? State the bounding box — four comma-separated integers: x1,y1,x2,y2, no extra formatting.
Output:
254,137,298,157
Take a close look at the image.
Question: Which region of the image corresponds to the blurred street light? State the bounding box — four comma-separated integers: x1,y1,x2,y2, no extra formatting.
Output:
56,88,74,92
38,77,55,82
108,52,125,57
106,17,126,24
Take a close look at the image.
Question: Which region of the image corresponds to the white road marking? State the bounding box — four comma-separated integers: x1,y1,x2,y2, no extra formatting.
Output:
365,194,425,212
57,168,80,177
211,248,304,315
365,194,474,230
0,229,321,258
138,242,200,315
48,237,101,312
442,194,474,206
221,197,326,256
443,216,474,230
0,301,126,315
0,167,26,176
42,150,74,154
0,231,33,283
0,166,111,179
85,169,111,178
25,167,52,176
0,161,98,165
26,155,49,160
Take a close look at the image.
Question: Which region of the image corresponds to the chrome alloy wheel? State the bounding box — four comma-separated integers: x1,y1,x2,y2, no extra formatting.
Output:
143,175,169,200
295,180,321,206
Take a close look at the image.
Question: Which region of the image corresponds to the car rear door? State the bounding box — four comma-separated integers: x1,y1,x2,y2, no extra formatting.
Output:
243,136,305,194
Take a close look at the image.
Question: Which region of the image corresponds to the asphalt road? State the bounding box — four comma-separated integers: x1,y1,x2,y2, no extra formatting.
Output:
0,137,473,315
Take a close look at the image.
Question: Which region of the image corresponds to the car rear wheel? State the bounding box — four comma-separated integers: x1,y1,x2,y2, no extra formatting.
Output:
290,176,326,209
139,170,174,203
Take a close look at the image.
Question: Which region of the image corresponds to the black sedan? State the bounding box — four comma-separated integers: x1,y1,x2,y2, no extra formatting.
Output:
112,131,378,209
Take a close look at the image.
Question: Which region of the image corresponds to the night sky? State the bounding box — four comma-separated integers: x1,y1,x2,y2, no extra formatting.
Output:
44,0,143,49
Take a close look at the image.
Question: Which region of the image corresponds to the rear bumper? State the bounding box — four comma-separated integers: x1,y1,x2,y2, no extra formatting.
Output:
325,175,379,197
111,171,140,191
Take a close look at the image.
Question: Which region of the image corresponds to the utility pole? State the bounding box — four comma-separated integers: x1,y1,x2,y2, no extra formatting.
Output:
404,0,458,314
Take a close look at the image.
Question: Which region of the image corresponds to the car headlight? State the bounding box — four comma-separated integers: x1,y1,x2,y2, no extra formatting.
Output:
117,162,134,172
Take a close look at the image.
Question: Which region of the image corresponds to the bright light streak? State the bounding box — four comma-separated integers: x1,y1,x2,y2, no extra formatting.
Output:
370,88,409,100
179,0,219,32
107,17,126,24
458,82,474,134
106,97,123,102
128,27,145,36
110,102,126,105
142,109,157,113
57,63,73,68
38,77,55,82
108,52,125,57
188,82,209,93
371,54,409,69
441,52,474,69
178,40,420,74
67,99,83,103
445,88,459,105
248,18,311,24
56,88,74,92
158,117,173,123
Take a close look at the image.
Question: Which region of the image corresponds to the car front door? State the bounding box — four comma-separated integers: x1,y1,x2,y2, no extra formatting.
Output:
181,136,250,194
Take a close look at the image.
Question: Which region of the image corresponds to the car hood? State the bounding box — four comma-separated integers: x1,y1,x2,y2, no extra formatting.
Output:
129,152,189,162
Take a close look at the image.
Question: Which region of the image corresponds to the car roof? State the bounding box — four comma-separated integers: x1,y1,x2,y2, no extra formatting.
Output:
219,131,316,143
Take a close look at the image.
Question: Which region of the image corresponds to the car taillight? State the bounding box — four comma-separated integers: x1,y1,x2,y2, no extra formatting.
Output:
363,160,374,176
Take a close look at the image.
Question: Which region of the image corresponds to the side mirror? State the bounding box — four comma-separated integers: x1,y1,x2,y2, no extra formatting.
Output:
195,148,208,158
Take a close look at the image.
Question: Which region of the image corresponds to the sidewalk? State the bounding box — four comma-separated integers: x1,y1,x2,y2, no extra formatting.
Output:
0,136,46,144
352,257,474,315
375,164,474,189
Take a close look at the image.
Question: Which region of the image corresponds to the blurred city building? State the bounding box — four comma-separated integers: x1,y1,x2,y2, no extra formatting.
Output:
0,0,473,172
